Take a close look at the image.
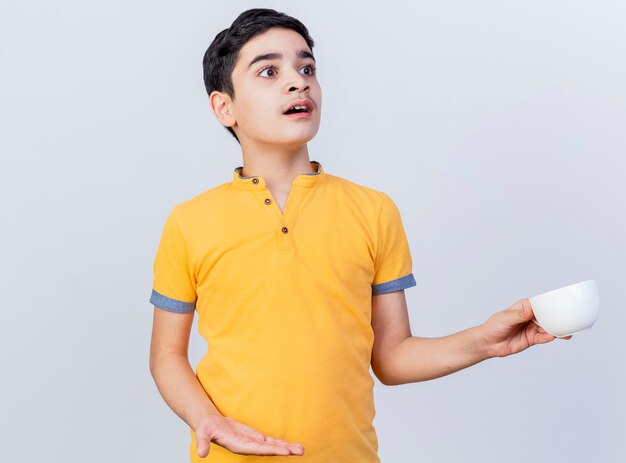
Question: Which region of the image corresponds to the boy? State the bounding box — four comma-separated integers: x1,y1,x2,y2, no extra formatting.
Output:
149,8,570,462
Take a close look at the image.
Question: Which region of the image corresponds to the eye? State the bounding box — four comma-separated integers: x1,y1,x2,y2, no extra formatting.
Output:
258,65,278,78
300,64,317,76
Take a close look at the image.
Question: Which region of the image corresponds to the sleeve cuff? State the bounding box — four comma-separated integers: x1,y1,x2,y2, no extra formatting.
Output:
372,273,417,295
150,289,196,314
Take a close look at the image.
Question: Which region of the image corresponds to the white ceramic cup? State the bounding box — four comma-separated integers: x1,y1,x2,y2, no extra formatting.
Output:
528,279,599,338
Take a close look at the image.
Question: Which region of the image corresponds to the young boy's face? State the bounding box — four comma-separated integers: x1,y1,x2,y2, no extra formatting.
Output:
223,27,322,148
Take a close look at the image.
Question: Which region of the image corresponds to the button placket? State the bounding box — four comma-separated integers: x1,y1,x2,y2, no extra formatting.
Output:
255,188,281,228
247,178,310,254
277,186,307,254
277,220,294,253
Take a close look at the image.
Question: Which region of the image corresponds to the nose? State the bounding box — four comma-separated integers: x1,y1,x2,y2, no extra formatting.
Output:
289,83,308,92
285,69,309,93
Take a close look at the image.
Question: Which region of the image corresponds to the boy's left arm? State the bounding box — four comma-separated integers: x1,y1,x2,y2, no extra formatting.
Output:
370,291,572,386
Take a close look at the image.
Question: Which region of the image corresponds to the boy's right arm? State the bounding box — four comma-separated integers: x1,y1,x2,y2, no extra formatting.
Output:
149,306,304,458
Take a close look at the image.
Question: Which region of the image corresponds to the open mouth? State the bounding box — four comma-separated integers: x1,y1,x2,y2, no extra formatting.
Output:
283,104,311,115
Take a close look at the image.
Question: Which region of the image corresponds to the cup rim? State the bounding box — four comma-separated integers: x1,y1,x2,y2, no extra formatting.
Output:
531,279,596,299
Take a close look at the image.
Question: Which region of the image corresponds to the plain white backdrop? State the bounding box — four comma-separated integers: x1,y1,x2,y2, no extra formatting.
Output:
1,1,624,461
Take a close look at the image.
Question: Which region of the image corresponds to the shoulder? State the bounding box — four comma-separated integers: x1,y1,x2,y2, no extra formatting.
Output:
323,172,390,210
174,182,230,216
166,181,231,225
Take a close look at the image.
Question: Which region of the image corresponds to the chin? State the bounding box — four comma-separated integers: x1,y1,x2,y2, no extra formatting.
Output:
286,132,317,146
292,125,320,141
268,128,319,146
247,122,319,146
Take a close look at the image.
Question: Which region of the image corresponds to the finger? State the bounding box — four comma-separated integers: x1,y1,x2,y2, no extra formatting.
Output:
262,440,304,456
531,325,553,338
265,437,305,455
534,332,556,344
248,440,293,456
220,435,292,456
264,436,298,444
236,424,303,454
196,437,211,458
235,423,267,441
287,444,305,455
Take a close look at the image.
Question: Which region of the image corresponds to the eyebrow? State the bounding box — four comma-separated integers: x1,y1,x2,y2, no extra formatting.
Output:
247,49,315,69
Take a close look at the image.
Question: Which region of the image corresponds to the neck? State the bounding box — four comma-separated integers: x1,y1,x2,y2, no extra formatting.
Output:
239,143,315,190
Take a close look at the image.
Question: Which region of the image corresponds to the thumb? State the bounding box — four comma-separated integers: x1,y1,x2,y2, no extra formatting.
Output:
518,299,534,320
197,436,211,458
501,299,534,326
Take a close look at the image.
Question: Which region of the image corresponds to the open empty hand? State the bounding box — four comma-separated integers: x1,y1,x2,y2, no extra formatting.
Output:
195,415,304,458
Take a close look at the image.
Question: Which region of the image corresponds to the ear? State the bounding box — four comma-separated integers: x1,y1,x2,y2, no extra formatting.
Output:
209,91,237,128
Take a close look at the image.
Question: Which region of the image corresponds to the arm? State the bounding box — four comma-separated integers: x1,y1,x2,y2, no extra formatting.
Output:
149,307,304,457
149,307,222,429
370,292,569,386
370,290,487,385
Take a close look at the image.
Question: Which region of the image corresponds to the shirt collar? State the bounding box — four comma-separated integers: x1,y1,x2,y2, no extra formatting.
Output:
231,160,325,191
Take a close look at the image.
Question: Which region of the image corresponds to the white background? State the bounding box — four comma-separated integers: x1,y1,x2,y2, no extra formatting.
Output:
1,1,624,461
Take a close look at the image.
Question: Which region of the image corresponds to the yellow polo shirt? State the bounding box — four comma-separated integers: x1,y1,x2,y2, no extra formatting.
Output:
150,160,416,462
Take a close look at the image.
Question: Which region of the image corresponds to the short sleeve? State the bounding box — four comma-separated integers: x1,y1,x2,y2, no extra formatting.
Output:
371,192,417,295
149,207,197,313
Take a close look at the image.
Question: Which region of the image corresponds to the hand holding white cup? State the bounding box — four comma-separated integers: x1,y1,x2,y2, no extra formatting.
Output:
528,279,599,338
